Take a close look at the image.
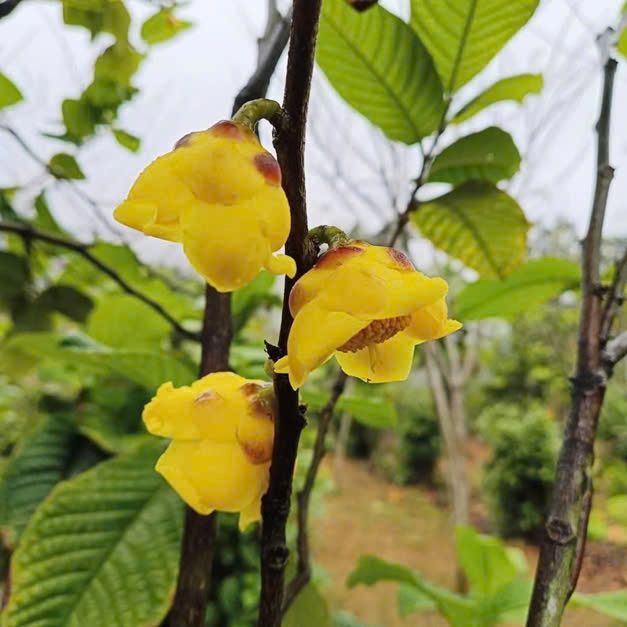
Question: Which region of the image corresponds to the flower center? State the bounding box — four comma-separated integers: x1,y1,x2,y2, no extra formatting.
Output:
337,315,412,353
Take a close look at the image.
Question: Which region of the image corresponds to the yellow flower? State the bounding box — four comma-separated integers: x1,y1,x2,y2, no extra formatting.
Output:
143,372,275,530
274,241,461,389
114,120,296,292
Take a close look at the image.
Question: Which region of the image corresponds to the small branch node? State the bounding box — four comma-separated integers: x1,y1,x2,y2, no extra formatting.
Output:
546,518,575,545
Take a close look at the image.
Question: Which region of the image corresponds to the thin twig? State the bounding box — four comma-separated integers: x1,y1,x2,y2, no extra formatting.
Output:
282,371,348,613
0,0,24,18
603,330,627,369
257,1,322,625
526,48,619,627
0,221,200,342
600,247,627,342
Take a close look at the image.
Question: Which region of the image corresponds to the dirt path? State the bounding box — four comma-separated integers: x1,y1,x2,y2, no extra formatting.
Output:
311,456,625,626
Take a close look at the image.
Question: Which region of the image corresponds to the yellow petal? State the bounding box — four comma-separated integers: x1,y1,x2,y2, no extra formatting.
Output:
265,253,296,278
156,440,270,515
237,467,270,531
283,302,367,389
406,298,462,341
143,382,199,440
335,333,416,383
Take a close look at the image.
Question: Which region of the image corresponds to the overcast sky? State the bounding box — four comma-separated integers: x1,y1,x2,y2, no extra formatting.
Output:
1,0,626,271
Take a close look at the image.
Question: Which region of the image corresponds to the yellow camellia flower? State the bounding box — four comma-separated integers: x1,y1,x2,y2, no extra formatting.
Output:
114,120,296,292
274,241,461,389
143,372,275,530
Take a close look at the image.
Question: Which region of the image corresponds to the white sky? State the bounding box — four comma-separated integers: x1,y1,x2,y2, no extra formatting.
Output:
0,0,626,272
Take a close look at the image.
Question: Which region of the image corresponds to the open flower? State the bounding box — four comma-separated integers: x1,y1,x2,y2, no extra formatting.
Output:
143,372,275,530
114,120,295,292
274,241,461,389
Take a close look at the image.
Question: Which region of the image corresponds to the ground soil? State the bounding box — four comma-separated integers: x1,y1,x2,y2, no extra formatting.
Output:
311,452,627,627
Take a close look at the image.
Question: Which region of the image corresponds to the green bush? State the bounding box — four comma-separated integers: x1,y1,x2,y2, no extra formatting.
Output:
479,403,558,539
598,386,627,461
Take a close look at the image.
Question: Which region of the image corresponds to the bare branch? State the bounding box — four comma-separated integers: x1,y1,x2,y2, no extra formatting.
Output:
603,330,627,369
0,221,201,342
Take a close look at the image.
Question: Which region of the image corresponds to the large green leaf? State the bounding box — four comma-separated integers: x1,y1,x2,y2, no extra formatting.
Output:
0,252,29,302
3,441,182,627
0,72,23,110
283,580,333,627
410,0,539,91
0,415,74,547
317,0,444,143
572,591,627,620
86,294,170,350
428,127,520,185
141,8,193,45
452,74,543,123
412,181,529,279
455,258,580,320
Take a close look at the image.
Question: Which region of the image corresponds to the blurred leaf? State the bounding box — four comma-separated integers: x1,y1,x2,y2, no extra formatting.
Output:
62,98,96,140
231,271,279,335
455,258,580,320
0,72,23,109
48,153,85,180
94,43,143,87
412,181,529,279
455,526,522,597
34,192,65,235
86,294,170,350
608,494,627,526
37,285,94,322
301,388,398,428
3,441,183,627
572,591,627,620
283,580,333,627
317,0,444,143
479,578,532,624
113,128,141,152
0,252,29,302
410,0,539,91
452,74,543,123
619,28,627,58
0,415,74,547
62,0,130,40
141,8,193,44
428,127,520,185
348,554,419,588
398,583,436,618
0,187,20,220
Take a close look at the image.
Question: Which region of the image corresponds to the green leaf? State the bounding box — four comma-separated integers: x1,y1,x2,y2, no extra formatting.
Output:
62,98,96,140
94,43,143,87
410,0,539,91
317,0,444,143
412,181,529,279
113,128,141,152
34,192,65,235
283,580,333,627
455,526,522,597
48,153,85,180
0,252,29,302
618,27,627,58
428,127,520,185
301,388,398,428
37,285,94,322
0,415,75,547
3,441,183,627
608,494,627,526
398,583,436,618
0,72,23,109
572,591,627,620
86,294,170,350
62,0,130,40
452,74,543,123
348,555,421,589
455,258,580,320
141,8,193,44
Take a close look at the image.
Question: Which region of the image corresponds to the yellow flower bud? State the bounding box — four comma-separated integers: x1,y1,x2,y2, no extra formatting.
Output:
143,372,275,530
114,120,296,292
274,241,461,389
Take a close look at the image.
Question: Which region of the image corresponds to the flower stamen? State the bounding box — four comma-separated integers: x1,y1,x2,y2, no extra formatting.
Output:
337,315,412,353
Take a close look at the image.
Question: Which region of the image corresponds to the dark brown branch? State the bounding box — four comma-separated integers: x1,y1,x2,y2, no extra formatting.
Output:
282,371,348,613
164,289,232,627
258,1,322,625
0,0,24,18
165,10,292,626
527,54,618,627
0,221,200,342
